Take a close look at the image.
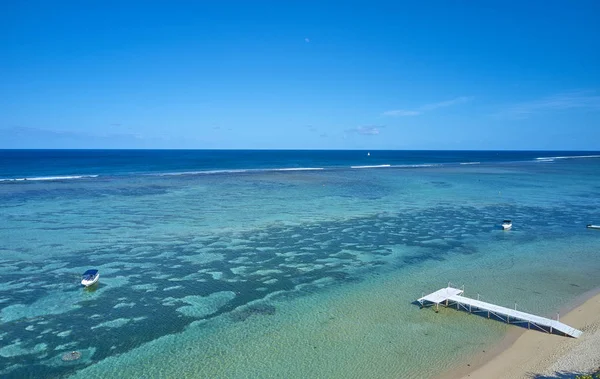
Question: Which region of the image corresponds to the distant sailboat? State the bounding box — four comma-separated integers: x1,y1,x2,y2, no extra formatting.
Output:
367,152,370,156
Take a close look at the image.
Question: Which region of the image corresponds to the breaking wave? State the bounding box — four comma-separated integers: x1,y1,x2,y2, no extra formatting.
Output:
0,175,99,182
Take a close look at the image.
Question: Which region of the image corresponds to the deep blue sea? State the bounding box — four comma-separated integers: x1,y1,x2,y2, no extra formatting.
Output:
1,150,599,378
2,149,599,180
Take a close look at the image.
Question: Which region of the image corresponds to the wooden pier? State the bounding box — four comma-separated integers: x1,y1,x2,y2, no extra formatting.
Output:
417,286,583,338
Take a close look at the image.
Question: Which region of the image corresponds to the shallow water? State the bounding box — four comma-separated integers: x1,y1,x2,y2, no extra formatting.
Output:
0,153,599,378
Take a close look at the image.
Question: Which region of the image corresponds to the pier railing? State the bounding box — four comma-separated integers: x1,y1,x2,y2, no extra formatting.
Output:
417,286,582,338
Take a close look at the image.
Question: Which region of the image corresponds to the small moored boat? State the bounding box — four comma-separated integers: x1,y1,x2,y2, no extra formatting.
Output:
502,220,512,230
587,224,600,230
81,269,99,287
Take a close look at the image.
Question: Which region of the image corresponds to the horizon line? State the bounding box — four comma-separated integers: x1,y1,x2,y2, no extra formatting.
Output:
1,148,599,152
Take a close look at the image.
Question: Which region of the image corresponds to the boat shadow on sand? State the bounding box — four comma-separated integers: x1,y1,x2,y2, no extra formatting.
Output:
82,282,100,292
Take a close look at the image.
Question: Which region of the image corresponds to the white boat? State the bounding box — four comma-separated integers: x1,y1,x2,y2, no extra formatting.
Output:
587,224,600,230
502,220,512,230
81,269,99,287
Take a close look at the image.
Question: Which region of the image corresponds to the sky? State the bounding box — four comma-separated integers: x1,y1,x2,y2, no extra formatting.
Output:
1,1,600,149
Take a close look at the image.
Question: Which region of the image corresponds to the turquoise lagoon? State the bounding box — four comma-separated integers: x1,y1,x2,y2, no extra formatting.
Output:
0,151,599,378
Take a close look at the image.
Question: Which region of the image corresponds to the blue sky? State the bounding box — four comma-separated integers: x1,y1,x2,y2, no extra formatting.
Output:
1,1,599,149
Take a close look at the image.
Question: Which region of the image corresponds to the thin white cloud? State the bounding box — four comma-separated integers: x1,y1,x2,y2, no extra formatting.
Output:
383,96,472,117
500,91,600,118
382,110,421,117
347,126,382,135
419,96,471,111
0,127,205,149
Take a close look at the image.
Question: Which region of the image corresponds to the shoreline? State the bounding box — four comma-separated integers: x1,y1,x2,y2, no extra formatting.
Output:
442,288,600,379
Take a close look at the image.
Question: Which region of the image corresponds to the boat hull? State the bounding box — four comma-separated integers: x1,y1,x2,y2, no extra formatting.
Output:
81,274,99,287
502,224,512,230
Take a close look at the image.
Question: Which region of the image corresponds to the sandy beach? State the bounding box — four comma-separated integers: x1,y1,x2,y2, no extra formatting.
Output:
444,290,600,379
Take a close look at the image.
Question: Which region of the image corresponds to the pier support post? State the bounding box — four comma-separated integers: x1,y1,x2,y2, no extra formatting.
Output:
417,288,581,339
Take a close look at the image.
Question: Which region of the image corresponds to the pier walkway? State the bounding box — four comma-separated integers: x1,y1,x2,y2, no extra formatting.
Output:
417,286,583,338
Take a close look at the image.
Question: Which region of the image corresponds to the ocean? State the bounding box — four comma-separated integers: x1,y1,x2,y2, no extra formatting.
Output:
1,150,599,378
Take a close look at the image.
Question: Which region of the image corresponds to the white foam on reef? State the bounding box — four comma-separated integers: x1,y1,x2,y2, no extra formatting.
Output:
350,164,391,169
152,167,324,177
536,154,600,160
460,161,481,165
392,163,438,168
0,175,99,182
272,167,324,171
152,169,251,176
175,291,236,318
